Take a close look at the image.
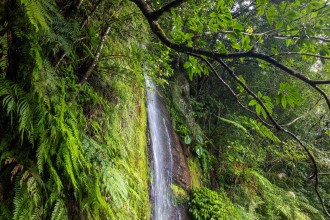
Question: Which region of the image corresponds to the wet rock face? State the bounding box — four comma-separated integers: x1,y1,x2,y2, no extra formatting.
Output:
170,73,202,139
171,130,191,190
153,86,191,190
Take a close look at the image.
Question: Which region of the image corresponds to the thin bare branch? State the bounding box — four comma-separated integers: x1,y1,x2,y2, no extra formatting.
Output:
80,26,110,84
274,34,330,43
281,115,307,127
77,0,84,9
55,1,103,70
273,52,330,60
81,0,103,29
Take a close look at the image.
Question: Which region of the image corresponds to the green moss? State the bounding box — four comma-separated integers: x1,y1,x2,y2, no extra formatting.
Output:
105,77,150,219
188,158,202,188
171,184,189,205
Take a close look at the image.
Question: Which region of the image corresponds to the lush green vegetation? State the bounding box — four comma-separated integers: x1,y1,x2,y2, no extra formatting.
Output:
0,1,152,219
0,0,329,219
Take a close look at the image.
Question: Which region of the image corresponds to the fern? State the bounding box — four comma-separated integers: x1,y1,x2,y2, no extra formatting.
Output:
0,79,34,141
240,169,324,220
0,200,12,220
218,116,249,133
31,207,43,220
19,0,53,31
240,116,280,143
13,183,32,220
51,199,68,220
0,32,8,78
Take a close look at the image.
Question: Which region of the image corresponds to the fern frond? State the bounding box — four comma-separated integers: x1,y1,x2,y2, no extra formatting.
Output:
240,116,280,142
51,199,68,220
0,79,34,140
0,33,8,78
19,0,53,31
31,207,43,220
217,116,249,133
13,183,33,220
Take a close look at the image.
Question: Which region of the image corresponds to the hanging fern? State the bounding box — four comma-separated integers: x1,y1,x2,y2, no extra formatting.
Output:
240,116,281,143
13,183,32,220
0,79,34,141
0,32,8,78
19,0,53,31
51,199,68,220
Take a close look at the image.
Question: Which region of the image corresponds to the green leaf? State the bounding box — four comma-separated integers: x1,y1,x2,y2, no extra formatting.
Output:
196,134,203,144
196,146,203,156
231,43,241,50
242,35,251,50
277,82,302,108
218,117,248,133
260,108,267,119
256,104,261,116
237,75,246,92
281,96,287,108
248,99,258,106
184,135,192,145
286,39,292,47
266,6,277,25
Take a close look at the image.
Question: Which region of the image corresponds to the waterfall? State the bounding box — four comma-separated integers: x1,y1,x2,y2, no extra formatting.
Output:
146,77,177,220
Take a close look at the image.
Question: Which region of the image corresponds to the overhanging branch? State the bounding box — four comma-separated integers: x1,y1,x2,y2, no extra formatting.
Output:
186,52,274,128
131,0,330,110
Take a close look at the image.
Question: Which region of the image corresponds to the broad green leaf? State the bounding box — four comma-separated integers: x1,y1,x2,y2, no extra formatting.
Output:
184,135,192,145
266,6,277,25
242,35,251,50
196,134,203,144
248,100,258,106
196,146,203,156
286,39,292,47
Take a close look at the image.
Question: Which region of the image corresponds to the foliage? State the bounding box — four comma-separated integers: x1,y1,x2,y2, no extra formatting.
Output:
171,184,189,205
189,187,239,220
1,0,329,219
0,1,151,219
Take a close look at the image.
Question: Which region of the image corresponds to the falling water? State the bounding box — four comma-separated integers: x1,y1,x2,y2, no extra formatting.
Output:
146,77,176,220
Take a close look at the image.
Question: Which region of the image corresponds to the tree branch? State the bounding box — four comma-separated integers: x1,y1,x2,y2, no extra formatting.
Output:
215,59,329,216
81,0,103,29
131,0,330,110
272,52,330,60
186,52,274,128
80,26,110,84
274,34,330,43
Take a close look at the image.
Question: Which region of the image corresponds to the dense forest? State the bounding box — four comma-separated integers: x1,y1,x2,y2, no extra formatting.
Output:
0,0,329,219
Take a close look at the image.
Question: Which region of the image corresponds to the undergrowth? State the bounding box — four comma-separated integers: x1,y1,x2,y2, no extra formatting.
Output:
0,1,150,219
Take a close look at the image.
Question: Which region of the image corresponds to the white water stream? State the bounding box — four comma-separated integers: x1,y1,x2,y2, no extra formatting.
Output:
146,77,176,220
